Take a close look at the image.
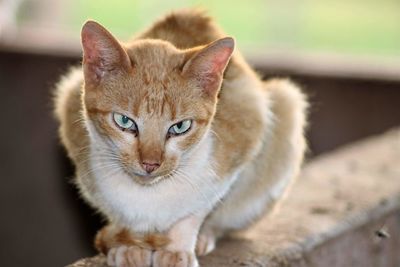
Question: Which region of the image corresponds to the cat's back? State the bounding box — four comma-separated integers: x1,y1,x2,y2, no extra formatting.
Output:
137,9,224,49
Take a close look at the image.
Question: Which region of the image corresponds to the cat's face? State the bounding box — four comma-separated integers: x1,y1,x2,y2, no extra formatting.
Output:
81,21,234,185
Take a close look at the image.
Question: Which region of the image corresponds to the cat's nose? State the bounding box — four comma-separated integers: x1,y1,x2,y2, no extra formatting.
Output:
142,161,160,174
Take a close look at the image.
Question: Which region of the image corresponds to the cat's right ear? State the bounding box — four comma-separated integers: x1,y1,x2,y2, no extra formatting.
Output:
182,37,235,98
81,21,131,87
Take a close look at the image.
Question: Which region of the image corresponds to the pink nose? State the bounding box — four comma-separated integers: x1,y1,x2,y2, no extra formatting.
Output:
142,161,160,174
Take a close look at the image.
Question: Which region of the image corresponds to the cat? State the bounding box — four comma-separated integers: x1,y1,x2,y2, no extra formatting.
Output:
54,9,307,267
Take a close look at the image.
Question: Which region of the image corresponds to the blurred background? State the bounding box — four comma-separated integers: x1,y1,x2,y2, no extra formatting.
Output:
0,0,399,266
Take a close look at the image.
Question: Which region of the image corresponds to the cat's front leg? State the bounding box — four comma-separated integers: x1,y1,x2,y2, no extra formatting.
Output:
195,227,218,256
152,213,206,267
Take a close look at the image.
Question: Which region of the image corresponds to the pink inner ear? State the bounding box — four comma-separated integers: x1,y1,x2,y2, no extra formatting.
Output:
82,33,99,64
82,28,110,66
210,47,233,74
81,29,108,82
196,46,233,95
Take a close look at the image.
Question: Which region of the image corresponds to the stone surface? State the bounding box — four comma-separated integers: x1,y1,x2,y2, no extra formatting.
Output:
68,128,400,267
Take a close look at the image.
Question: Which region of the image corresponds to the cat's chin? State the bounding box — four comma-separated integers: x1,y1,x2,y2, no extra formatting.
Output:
129,171,171,186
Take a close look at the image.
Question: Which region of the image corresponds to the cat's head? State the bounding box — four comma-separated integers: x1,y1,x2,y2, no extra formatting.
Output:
81,21,234,185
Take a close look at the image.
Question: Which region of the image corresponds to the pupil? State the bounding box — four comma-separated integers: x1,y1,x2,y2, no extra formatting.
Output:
122,116,129,124
176,122,183,129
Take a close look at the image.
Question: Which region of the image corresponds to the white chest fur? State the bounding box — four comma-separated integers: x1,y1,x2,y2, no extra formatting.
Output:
89,135,231,233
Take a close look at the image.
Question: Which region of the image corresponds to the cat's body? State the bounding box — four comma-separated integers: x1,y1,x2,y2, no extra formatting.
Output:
54,10,307,267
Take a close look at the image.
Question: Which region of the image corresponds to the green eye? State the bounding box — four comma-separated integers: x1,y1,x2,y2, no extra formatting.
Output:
168,120,192,136
113,113,137,132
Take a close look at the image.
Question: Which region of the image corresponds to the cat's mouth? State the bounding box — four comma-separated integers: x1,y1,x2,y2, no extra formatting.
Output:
119,162,174,185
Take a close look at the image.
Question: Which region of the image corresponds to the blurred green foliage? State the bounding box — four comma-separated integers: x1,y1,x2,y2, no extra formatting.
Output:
67,0,400,57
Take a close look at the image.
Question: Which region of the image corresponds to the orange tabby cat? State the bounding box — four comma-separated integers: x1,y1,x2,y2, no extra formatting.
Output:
54,9,307,267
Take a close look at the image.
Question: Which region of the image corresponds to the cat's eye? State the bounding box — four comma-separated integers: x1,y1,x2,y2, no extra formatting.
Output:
113,113,137,133
168,120,192,136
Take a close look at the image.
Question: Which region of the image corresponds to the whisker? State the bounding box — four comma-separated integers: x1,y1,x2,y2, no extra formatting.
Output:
209,129,221,142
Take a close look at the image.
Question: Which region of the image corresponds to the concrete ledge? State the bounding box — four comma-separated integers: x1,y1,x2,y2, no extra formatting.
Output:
68,128,400,267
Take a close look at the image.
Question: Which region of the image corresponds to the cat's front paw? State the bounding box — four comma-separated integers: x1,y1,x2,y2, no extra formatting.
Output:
107,245,152,267
152,250,198,267
195,233,216,256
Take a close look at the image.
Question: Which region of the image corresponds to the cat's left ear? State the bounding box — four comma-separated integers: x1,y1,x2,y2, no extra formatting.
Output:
182,37,235,98
81,20,131,87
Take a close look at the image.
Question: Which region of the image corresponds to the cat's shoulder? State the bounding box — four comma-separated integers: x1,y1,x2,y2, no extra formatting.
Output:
53,67,87,162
